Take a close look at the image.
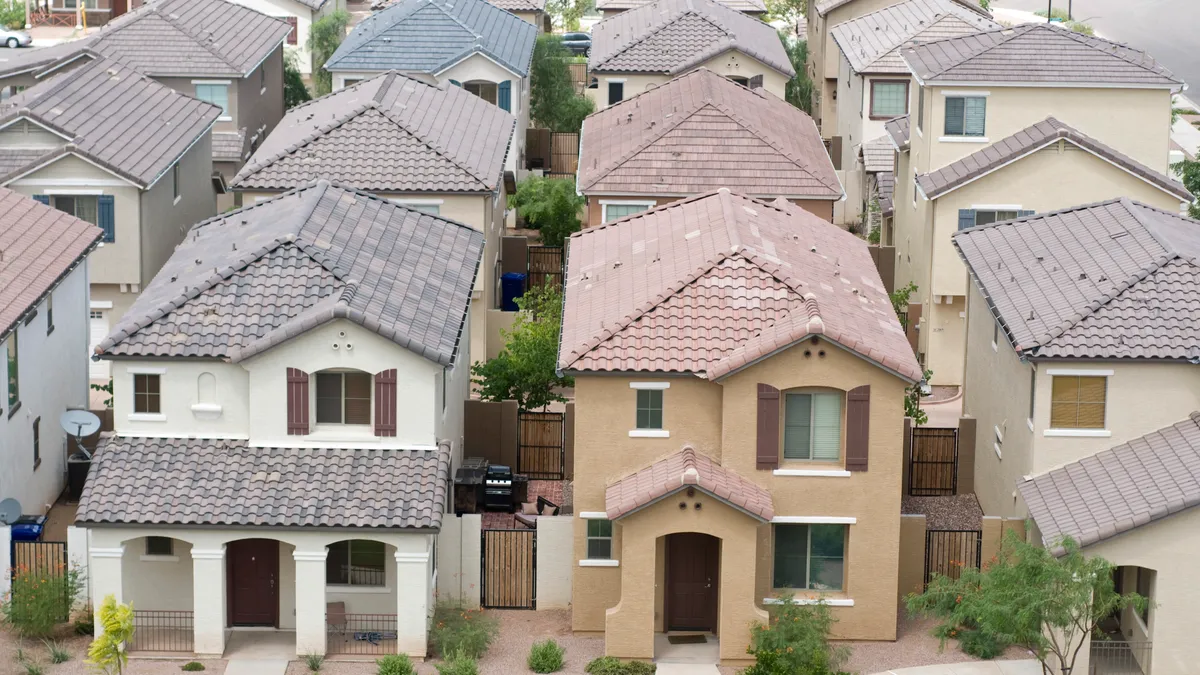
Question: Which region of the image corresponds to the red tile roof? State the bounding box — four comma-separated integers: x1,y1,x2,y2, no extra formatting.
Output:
605,445,774,520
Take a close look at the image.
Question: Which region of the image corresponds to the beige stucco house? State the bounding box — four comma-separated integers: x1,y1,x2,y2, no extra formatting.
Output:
595,0,764,19
888,23,1188,388
224,0,348,77
486,0,548,29
558,190,920,665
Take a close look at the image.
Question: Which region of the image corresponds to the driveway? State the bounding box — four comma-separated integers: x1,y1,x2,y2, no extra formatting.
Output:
870,660,1042,675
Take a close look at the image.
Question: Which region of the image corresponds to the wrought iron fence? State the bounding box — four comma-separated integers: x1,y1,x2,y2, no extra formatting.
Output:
129,610,194,652
1090,638,1151,674
326,614,399,656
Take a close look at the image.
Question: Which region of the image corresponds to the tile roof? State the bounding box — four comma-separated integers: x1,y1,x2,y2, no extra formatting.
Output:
884,115,909,150
1019,413,1200,554
876,171,894,215
816,0,991,17
77,437,452,529
830,0,998,74
578,68,839,199
598,0,765,13
0,57,220,188
486,0,546,11
605,446,774,520
902,23,1183,87
954,198,1200,361
98,181,484,366
325,0,537,76
0,36,98,80
558,189,920,381
588,0,792,76
861,136,894,173
212,129,247,163
0,188,103,343
233,71,513,193
919,117,1192,202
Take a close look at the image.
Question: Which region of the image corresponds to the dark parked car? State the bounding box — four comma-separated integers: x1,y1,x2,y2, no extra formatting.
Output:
561,31,591,56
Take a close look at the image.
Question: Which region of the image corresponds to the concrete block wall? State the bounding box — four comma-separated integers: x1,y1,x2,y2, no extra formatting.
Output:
67,526,90,610
436,514,482,609
535,516,573,609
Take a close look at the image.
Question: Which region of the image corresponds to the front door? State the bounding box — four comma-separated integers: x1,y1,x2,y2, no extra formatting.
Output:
665,533,719,632
227,539,279,627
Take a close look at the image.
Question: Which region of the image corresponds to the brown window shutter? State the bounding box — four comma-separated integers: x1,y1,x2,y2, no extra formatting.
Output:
845,385,871,471
286,368,310,435
756,384,781,470
375,369,398,437
285,16,298,45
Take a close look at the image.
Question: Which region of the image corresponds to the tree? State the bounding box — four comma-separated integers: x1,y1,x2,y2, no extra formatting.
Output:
530,34,595,133
907,530,1147,675
471,284,573,411
545,0,589,31
284,50,312,109
510,176,585,247
780,34,815,115
308,9,350,97
765,0,805,40
1172,158,1200,219
86,595,135,675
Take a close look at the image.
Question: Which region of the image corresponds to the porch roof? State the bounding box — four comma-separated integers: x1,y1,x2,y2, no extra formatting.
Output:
605,446,774,521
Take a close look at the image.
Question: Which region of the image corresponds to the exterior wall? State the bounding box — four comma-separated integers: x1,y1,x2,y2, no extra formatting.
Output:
225,0,323,75
138,133,217,288
235,46,286,146
121,537,196,612
436,514,482,610
434,309,472,468
438,55,529,174
587,53,788,111
584,195,834,227
89,285,138,338
111,360,250,438
535,516,573,610
0,119,66,147
923,296,965,387
809,0,899,137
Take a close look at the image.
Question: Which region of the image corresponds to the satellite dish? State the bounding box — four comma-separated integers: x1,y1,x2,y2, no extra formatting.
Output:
61,409,101,439
0,498,21,525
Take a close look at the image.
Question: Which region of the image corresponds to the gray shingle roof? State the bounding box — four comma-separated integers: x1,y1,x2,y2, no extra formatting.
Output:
861,136,893,173
884,115,909,150
902,23,1183,87
325,0,536,76
588,0,792,76
919,117,1192,201
877,170,894,214
830,0,998,74
98,180,484,366
598,0,765,13
0,57,220,188
954,198,1200,361
1019,413,1200,554
77,437,452,529
233,71,513,192
213,129,247,163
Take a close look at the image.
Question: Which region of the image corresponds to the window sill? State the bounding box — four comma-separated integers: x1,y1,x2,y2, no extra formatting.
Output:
326,585,392,594
128,413,167,422
628,429,669,438
578,512,609,519
309,425,379,442
773,469,851,477
939,136,989,143
578,559,619,567
140,555,179,563
217,116,233,122
190,403,223,419
763,597,854,607
1043,429,1111,438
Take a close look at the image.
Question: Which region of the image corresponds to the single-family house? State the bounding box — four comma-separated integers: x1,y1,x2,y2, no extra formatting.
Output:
889,23,1188,388
558,189,920,664
577,68,841,226
39,0,133,27
0,57,221,380
231,70,515,365
586,0,793,110
79,180,484,659
0,189,103,516
595,0,764,20
828,0,998,226
486,0,548,29
0,38,100,100
224,0,348,78
324,0,535,174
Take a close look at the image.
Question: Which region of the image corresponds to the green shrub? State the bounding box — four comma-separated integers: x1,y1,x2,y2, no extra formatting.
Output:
435,649,478,675
376,654,416,675
303,652,324,672
182,663,207,672
1,564,85,638
584,657,655,675
73,606,94,636
527,639,565,673
430,605,499,659
283,50,312,109
509,176,584,247
42,640,69,664
0,4,23,31
743,596,851,675
957,627,1008,659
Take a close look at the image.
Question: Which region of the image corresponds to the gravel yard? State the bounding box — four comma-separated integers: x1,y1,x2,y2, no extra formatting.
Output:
902,494,983,530
0,626,227,674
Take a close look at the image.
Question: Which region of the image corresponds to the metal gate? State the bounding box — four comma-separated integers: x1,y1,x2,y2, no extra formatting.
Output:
527,246,564,290
519,411,564,479
10,541,71,621
481,529,536,609
910,427,958,496
548,132,579,179
924,529,981,588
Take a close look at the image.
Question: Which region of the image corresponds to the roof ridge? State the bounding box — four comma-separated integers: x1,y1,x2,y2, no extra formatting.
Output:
1048,23,1178,81
580,94,711,190
233,101,376,184
428,0,484,39
151,4,243,73
372,104,495,189
719,188,741,250
708,98,842,194
916,23,1032,79
592,6,730,71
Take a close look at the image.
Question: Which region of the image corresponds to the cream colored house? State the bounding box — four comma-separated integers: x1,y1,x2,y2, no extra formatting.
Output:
889,23,1188,388
226,0,347,77
558,190,920,665
595,0,764,19
486,0,548,29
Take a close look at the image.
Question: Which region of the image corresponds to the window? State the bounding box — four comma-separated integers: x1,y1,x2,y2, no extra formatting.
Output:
7,332,18,413
464,81,498,105
783,392,841,461
727,75,749,86
636,389,662,430
944,96,986,137
1136,568,1153,625
869,80,907,119
32,417,40,469
195,83,230,118
172,164,181,203
315,371,371,425
973,210,1018,227
1049,376,1106,429
45,293,53,334
916,85,924,132
62,0,99,8
607,81,624,105
133,374,161,414
602,202,651,222
145,537,174,556
398,202,440,215
52,195,98,226
586,519,612,559
773,524,845,591
327,540,387,586
1028,368,1036,423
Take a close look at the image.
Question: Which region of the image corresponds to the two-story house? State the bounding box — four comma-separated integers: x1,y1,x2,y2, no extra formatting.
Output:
231,70,515,366
577,68,841,226
0,57,221,379
585,0,793,110
828,0,997,227
78,180,483,659
224,0,347,78
595,0,764,20
0,189,102,517
485,0,548,29
558,189,920,665
889,23,1189,389
324,0,535,175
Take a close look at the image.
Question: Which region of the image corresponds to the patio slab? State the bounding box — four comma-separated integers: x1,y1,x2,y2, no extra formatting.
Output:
869,659,1042,675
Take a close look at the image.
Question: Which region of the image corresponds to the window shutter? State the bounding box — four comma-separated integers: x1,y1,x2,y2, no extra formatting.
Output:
957,209,975,231
33,194,50,205
845,385,870,471
98,194,115,242
375,369,397,437
497,80,511,112
756,384,781,470
747,74,763,89
449,79,462,87
285,16,298,45
1018,210,1035,217
286,368,310,435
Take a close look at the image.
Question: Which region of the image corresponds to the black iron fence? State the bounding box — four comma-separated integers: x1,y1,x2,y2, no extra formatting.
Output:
924,529,981,589
326,614,399,656
1090,638,1151,674
130,610,194,652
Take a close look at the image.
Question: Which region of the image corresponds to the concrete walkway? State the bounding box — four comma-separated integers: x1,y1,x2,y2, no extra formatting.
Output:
225,659,289,675
654,665,721,675
871,659,1042,675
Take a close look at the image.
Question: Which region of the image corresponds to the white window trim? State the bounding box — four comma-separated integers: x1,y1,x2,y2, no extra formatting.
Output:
629,429,670,438
993,443,1002,459
939,90,990,97
772,469,851,478
1043,429,1112,438
1027,418,1035,432
191,79,233,85
325,585,392,594
127,412,167,422
763,597,854,607
770,516,857,524
139,555,180,563
128,366,167,375
629,382,670,390
42,188,103,195
939,136,990,143
601,200,656,223
190,403,223,414
90,300,113,309
578,511,608,519
1046,368,1114,377
603,78,627,83
972,204,1023,211
578,559,619,567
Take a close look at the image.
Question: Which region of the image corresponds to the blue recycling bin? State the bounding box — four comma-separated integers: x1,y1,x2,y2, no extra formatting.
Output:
501,272,527,311
11,515,46,542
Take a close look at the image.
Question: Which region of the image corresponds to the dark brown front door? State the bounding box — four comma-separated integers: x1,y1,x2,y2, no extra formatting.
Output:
665,533,719,632
227,539,279,627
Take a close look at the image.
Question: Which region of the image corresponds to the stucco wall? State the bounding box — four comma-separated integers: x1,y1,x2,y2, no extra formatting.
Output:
121,537,196,612
535,516,573,610
584,195,834,228
436,514,482,610
587,53,787,111
236,47,286,143
138,132,217,289
924,296,965,387
225,0,328,75
111,360,250,439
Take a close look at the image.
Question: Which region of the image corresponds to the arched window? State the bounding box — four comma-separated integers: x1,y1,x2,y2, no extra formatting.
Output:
315,370,371,425
782,388,843,461
197,372,216,404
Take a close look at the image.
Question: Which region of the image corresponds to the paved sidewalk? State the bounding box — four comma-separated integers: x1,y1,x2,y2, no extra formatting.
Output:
655,665,721,675
871,659,1042,675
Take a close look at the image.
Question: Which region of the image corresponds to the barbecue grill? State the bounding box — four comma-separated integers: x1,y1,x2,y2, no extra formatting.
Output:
484,464,515,511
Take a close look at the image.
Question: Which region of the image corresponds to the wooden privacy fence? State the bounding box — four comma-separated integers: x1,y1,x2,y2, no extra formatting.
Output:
527,245,564,289
519,411,565,479
481,529,536,609
11,540,68,577
924,529,981,589
549,132,579,179
566,62,588,94
909,427,958,496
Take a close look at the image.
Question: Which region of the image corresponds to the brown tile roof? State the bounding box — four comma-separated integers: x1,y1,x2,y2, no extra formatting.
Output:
0,188,103,343
588,0,792,76
598,0,764,13
1019,413,1200,554
213,129,247,164
902,23,1182,88
558,189,920,381
816,0,990,17
0,57,220,188
578,68,839,199
233,71,512,193
954,198,1200,361
830,0,998,74
98,181,484,366
884,115,909,150
77,437,452,529
861,136,894,173
605,446,774,520
918,117,1192,201
486,0,546,11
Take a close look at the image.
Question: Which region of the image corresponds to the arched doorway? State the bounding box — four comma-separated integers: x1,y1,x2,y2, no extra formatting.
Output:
663,533,720,633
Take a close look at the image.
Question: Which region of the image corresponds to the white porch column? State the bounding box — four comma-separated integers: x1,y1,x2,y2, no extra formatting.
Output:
66,527,91,611
396,548,430,657
0,526,11,600
294,548,328,656
89,544,125,638
192,547,226,656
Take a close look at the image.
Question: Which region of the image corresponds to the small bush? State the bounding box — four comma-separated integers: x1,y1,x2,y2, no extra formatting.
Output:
21,661,45,675
743,596,850,675
182,663,207,672
528,639,565,673
430,605,499,659
42,639,69,664
376,654,416,675
73,608,94,636
304,652,324,672
957,627,1008,659
1,564,86,638
435,648,478,675
584,657,655,675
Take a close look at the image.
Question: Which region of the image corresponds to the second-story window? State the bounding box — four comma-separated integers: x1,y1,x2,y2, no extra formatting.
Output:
195,82,230,119
316,371,371,425
636,389,663,430
869,80,908,119
944,96,986,137
7,332,19,413
133,374,161,414
1050,375,1106,430
607,80,624,106
464,81,498,105
783,391,841,461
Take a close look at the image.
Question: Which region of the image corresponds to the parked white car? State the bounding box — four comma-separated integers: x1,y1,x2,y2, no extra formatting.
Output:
0,28,32,49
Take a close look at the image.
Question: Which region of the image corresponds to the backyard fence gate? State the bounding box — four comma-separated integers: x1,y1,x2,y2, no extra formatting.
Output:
527,246,564,290
924,529,981,589
909,427,958,496
480,529,537,609
548,132,580,179
518,410,565,479
10,540,71,621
